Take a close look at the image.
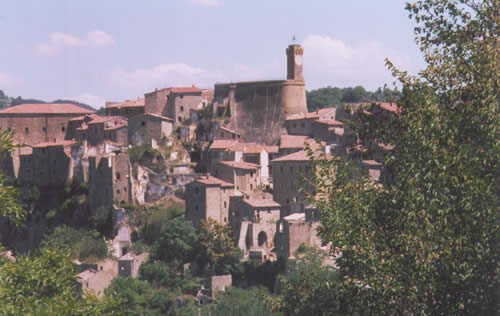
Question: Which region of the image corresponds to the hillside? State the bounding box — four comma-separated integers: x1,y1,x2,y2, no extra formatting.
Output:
0,89,95,111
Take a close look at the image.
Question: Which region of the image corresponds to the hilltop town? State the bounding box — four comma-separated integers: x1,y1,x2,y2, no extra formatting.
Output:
0,43,398,301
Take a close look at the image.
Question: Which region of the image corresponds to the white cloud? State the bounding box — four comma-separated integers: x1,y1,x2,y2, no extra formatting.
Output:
65,93,106,108
0,72,23,87
188,0,221,7
108,62,271,96
303,34,415,89
34,30,115,56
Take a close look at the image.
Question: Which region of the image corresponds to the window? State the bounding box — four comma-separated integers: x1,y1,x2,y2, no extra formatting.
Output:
250,184,253,190
61,126,65,132
42,127,46,132
224,201,227,208
178,117,182,122
141,121,146,126
180,106,184,112
25,127,29,134
116,172,121,180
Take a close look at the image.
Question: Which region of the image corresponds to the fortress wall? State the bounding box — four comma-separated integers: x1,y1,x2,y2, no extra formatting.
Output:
215,80,307,144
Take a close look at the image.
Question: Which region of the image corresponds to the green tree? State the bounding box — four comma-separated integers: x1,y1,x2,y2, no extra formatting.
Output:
312,0,499,314
0,248,120,315
277,248,342,316
204,287,281,316
151,216,198,265
196,218,243,276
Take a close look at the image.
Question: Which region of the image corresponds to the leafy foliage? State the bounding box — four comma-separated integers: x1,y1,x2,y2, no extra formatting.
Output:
204,287,281,316
276,248,342,315
307,85,400,111
150,216,199,265
196,218,243,276
41,225,108,262
312,1,500,314
0,248,120,315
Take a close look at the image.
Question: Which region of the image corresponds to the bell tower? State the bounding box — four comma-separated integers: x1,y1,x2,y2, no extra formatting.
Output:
286,44,304,81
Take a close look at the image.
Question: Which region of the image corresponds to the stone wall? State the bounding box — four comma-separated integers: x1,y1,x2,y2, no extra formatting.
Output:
0,114,81,146
214,80,306,144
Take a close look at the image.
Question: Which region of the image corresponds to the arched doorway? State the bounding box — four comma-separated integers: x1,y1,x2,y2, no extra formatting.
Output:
258,231,268,247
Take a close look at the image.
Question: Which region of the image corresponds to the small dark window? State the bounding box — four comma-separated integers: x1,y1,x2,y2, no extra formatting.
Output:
224,201,227,208
25,128,29,134
61,126,65,132
116,172,120,180
180,106,184,112
42,127,46,132
141,121,146,126
178,117,182,122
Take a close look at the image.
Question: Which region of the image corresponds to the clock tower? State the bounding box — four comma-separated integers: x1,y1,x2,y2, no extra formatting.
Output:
286,44,304,81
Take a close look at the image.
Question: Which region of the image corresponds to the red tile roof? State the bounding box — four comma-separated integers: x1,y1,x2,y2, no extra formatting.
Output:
195,176,234,187
219,160,259,170
271,150,310,162
106,98,145,109
0,103,94,115
243,199,281,208
230,142,266,154
209,139,240,150
69,114,101,122
265,145,279,154
377,102,399,113
170,87,202,94
279,135,310,149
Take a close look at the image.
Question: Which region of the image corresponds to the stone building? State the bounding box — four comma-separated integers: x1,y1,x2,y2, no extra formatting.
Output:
278,134,311,156
85,116,128,146
275,212,322,260
17,140,78,186
66,114,100,141
233,199,281,261
88,151,131,209
214,125,240,140
185,176,234,228
214,161,261,194
145,86,203,124
105,98,145,118
0,103,94,146
207,139,240,172
271,150,316,215
213,44,307,144
128,113,174,146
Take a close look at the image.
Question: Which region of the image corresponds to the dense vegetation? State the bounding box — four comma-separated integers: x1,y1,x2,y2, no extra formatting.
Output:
310,0,499,314
306,85,400,111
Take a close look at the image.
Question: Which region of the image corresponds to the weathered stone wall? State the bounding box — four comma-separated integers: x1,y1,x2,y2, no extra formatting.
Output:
128,115,173,146
165,93,202,124
18,145,72,186
185,181,208,228
145,89,170,116
271,160,313,215
0,114,81,146
214,80,306,144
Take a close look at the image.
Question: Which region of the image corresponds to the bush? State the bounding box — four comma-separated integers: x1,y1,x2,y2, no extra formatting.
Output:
41,225,108,262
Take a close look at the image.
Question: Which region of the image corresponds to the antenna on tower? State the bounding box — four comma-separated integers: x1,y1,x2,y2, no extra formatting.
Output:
292,35,296,44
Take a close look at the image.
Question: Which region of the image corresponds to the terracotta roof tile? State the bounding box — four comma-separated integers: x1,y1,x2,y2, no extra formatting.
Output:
196,176,234,187
279,135,310,149
219,160,259,170
271,150,310,162
209,139,239,150
0,103,94,115
243,199,281,208
170,87,202,94
286,112,319,121
106,98,145,109
265,145,279,154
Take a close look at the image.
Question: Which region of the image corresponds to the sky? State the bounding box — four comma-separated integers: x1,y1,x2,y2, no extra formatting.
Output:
0,0,425,109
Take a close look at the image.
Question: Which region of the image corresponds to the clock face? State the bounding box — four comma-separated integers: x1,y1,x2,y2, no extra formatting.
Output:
295,55,302,65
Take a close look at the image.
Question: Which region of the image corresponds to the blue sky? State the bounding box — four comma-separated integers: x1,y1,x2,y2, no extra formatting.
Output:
0,0,425,108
